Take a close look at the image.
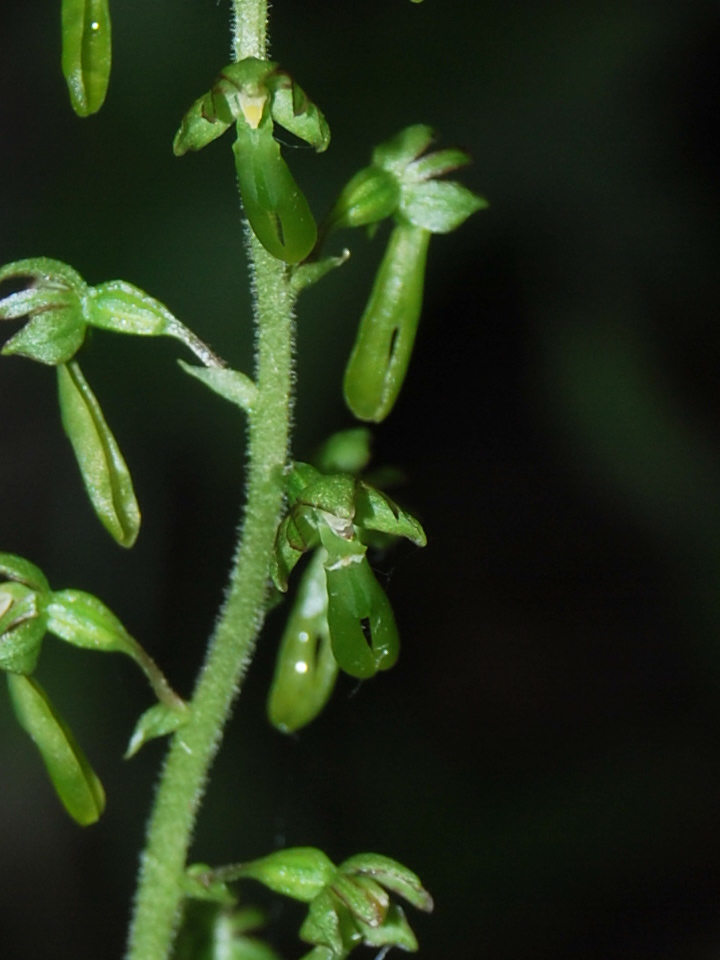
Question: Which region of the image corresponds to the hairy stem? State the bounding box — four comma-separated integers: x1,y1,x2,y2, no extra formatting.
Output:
232,0,268,60
126,5,294,957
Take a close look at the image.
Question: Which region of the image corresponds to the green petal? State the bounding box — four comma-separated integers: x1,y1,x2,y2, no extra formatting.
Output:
270,75,330,152
372,125,435,175
2,308,86,365
339,853,434,913
353,482,427,546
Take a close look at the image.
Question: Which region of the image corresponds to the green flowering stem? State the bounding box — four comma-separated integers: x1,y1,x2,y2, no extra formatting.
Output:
127,243,293,960
126,3,293,957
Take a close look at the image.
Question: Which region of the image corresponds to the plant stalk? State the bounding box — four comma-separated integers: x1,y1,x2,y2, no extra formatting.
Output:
126,4,294,956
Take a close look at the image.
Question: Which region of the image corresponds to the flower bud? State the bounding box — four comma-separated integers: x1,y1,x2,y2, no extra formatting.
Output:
61,0,112,117
313,428,372,477
268,549,338,734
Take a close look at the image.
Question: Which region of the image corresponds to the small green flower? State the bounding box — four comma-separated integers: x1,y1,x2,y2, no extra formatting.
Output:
324,125,486,421
174,58,329,264
199,848,433,960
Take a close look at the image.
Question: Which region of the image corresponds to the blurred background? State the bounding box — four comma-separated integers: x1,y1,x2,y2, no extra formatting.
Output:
2,0,720,957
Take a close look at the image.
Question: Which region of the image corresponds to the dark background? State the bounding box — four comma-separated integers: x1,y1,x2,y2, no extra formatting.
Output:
2,1,720,957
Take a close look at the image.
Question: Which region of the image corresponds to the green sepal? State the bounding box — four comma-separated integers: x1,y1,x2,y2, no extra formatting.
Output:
330,874,389,928
313,428,372,478
400,180,487,233
295,472,357,523
372,125,435,175
0,258,86,292
268,548,338,734
321,532,399,679
291,250,350,295
7,673,105,825
1,307,86,365
233,122,317,263
299,890,360,958
353,483,426,546
357,126,486,235
324,166,400,234
173,92,234,156
88,280,176,336
125,701,190,758
270,75,330,152
183,864,238,906
405,146,472,183
57,360,141,547
61,0,112,117
0,287,74,321
221,847,337,903
339,854,434,913
285,510,321,554
271,520,305,592
357,904,419,952
178,360,257,413
286,461,324,501
0,582,47,674
271,508,322,592
343,223,430,423
0,552,50,593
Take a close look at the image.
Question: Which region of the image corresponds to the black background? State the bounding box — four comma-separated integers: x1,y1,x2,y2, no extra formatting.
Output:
2,1,720,957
